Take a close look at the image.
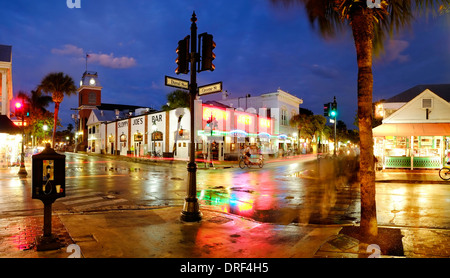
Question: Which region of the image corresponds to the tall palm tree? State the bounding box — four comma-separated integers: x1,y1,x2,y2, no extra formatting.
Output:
38,72,77,147
271,0,446,238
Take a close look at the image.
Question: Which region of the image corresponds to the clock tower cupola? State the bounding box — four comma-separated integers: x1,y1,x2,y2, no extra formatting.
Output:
77,71,102,150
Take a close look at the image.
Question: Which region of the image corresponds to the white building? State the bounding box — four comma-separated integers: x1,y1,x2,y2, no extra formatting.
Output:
373,84,450,169
0,45,12,117
85,89,305,160
216,88,303,154
0,45,22,169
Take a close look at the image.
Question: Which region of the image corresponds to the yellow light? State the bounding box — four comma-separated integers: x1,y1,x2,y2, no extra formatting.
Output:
259,118,271,128
237,115,252,125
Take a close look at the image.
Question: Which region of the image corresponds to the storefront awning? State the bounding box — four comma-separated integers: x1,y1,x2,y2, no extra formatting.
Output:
0,115,21,134
373,123,450,137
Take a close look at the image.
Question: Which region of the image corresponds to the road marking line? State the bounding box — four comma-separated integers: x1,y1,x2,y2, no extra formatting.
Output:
72,199,128,211
62,197,104,205
66,174,126,179
65,189,95,193
62,192,102,201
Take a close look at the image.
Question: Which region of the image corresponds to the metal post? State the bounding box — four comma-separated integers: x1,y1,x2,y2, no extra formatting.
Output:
181,11,202,222
333,96,337,157
36,200,59,251
43,201,52,237
18,109,27,176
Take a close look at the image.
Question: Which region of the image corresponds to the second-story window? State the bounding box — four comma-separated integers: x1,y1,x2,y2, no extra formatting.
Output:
281,109,288,126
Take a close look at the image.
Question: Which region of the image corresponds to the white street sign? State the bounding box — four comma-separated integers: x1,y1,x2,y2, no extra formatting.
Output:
198,82,222,96
165,76,189,90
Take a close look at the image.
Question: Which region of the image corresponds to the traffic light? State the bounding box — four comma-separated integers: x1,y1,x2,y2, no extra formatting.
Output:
206,118,212,127
330,100,337,118
323,103,330,117
199,33,215,72
23,102,31,117
175,35,190,74
15,101,23,116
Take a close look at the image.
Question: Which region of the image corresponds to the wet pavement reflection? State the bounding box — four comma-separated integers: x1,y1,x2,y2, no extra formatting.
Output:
2,153,449,230
196,158,360,225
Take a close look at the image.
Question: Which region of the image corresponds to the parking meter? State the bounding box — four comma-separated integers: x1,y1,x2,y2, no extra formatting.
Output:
32,144,65,202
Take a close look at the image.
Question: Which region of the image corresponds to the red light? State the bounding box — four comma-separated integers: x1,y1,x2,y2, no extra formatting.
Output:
15,102,22,109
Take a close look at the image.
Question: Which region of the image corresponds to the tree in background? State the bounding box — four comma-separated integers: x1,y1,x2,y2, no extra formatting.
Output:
38,72,77,148
161,90,190,111
17,90,54,146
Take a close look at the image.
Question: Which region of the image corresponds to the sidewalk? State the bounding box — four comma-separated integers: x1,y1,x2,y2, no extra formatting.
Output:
1,205,448,259
376,168,448,184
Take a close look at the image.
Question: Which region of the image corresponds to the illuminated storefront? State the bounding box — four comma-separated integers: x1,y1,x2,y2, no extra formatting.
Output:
373,87,450,169
85,99,294,161
198,103,275,160
0,115,22,168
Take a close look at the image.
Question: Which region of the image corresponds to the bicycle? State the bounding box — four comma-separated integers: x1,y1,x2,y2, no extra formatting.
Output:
239,154,264,169
439,163,450,180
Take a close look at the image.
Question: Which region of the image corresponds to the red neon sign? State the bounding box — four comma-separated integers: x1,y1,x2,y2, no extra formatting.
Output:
202,106,228,121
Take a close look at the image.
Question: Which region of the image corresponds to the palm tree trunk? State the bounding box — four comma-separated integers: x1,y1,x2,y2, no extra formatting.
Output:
52,102,60,148
351,8,378,238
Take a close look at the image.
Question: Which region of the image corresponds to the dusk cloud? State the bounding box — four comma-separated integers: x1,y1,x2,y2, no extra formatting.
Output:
51,44,137,69
377,40,410,64
51,44,83,56
87,53,137,69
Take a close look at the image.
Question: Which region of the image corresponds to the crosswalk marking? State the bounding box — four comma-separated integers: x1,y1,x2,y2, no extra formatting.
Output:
62,191,102,201
62,197,104,205
57,188,129,212
66,188,93,193
72,199,128,212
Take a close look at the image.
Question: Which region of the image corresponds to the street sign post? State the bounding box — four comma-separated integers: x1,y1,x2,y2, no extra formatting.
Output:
166,12,222,222
198,82,222,96
165,75,189,90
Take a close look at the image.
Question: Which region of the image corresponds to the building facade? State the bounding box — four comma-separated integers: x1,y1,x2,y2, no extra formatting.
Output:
86,100,281,161
76,71,155,151
215,88,303,155
373,84,450,169
82,77,304,160
0,45,22,168
0,45,13,117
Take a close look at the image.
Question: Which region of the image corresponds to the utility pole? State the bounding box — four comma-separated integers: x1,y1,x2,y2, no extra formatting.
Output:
180,12,202,222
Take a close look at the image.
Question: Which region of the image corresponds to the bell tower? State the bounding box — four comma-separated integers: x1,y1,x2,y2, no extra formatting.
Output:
77,71,102,151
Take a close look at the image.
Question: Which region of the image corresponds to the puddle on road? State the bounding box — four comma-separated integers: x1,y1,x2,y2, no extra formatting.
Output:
197,182,357,225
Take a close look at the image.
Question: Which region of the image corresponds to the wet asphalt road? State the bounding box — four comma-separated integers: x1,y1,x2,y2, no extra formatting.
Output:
0,152,449,229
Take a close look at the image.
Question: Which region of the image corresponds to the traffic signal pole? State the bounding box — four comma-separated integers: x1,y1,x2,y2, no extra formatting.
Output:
15,100,27,177
180,12,202,222
333,96,337,157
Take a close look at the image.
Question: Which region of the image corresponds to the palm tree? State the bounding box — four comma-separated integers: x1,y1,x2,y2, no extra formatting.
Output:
38,72,77,148
271,0,446,238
